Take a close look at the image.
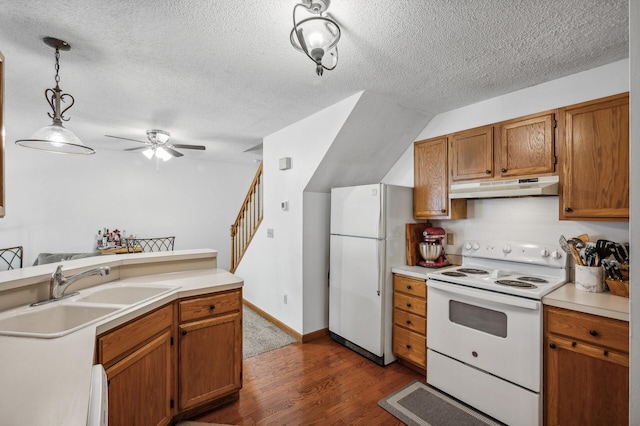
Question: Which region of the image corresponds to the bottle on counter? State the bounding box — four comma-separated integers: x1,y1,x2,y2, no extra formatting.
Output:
97,230,103,248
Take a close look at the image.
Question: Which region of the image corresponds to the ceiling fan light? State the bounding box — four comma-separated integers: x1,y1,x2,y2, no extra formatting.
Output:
147,129,170,145
16,122,95,155
155,147,172,161
141,147,155,160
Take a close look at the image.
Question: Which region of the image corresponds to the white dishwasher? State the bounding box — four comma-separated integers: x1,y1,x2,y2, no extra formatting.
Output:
87,364,108,426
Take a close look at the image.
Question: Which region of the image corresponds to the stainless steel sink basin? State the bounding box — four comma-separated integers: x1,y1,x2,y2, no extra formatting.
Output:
74,285,175,305
0,305,120,338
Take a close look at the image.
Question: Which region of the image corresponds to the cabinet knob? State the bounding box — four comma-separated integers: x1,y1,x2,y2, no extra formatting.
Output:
501,168,507,173
604,350,609,357
406,285,412,290
406,344,411,349
406,303,411,308
406,320,412,325
572,341,577,347
472,351,478,357
182,330,187,336
440,209,446,213
209,304,215,310
589,329,598,336
549,343,556,349
485,170,491,174
565,207,573,212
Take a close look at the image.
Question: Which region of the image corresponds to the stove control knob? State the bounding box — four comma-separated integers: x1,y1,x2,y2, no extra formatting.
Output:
550,250,561,259
472,242,480,250
464,242,472,250
502,244,512,254
540,248,550,257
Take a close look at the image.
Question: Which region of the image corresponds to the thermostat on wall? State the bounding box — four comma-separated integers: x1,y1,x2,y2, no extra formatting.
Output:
279,157,292,170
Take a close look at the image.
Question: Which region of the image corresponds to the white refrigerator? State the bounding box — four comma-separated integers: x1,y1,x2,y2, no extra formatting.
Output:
329,183,413,365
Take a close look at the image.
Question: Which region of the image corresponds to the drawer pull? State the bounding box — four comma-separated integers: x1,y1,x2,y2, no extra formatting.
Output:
406,320,411,325
406,344,411,349
209,304,216,310
565,207,573,212
406,285,412,290
589,329,598,336
406,303,411,308
549,343,556,349
440,209,446,213
501,168,507,173
485,170,491,174
182,330,187,336
604,350,609,357
572,341,576,347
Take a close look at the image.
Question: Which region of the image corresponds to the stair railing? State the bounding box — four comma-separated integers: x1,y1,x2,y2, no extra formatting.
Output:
230,162,263,272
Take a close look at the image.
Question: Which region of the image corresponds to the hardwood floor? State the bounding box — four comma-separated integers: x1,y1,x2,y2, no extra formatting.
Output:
195,336,424,425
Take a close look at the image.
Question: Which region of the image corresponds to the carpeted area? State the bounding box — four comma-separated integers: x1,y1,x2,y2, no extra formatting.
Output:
243,305,296,359
378,380,503,426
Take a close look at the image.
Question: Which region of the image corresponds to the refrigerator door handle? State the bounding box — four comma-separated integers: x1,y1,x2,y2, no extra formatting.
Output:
377,240,383,296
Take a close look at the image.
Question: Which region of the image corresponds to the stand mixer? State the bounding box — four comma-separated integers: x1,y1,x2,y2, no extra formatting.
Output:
417,227,450,268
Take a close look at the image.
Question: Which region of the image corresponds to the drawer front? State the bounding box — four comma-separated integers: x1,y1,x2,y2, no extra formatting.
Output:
394,308,426,335
179,289,241,323
393,274,427,299
393,325,426,368
546,306,629,353
394,292,426,317
98,303,174,367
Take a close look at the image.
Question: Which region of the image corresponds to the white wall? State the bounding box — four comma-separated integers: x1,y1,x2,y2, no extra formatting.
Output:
235,93,362,334
0,141,258,268
384,59,630,256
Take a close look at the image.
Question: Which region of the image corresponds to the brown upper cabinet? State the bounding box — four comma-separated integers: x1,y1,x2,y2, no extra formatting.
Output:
449,112,556,182
0,50,5,218
558,93,629,221
414,136,466,220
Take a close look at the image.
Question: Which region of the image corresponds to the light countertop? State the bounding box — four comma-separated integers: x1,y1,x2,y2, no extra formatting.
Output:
0,252,243,426
391,264,443,280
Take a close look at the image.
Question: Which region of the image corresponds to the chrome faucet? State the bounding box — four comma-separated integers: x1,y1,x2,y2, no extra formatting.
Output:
31,265,111,306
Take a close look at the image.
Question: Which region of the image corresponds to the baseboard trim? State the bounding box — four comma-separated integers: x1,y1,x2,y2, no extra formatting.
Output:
242,300,329,343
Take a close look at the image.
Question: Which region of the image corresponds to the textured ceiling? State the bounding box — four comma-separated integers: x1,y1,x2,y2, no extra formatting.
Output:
0,0,629,164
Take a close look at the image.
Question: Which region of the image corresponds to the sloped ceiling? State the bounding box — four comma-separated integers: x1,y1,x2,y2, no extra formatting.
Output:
0,0,629,164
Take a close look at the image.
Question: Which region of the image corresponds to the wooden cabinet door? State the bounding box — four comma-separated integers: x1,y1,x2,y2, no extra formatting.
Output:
178,311,242,410
449,125,494,181
105,330,173,426
0,51,4,218
498,112,555,178
414,137,466,219
559,93,629,220
545,335,629,426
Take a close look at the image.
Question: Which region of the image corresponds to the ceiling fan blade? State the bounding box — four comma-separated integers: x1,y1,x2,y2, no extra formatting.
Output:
172,144,206,151
105,134,148,144
164,147,184,157
123,146,149,152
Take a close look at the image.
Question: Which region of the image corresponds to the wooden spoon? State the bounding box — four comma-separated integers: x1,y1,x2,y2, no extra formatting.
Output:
576,233,590,243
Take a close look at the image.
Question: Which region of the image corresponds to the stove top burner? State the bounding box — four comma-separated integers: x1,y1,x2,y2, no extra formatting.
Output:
457,268,489,275
495,279,537,289
517,276,549,283
442,271,467,277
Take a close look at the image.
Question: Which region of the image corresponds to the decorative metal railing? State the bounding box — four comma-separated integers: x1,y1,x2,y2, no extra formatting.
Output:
230,162,263,272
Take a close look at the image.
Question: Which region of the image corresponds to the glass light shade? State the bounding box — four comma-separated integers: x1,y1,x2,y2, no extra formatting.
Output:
155,147,172,161
141,148,155,160
15,122,95,155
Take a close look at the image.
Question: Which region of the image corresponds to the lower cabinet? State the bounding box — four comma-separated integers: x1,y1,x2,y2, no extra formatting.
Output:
392,273,427,373
95,288,243,424
544,306,629,426
178,289,243,410
97,304,174,426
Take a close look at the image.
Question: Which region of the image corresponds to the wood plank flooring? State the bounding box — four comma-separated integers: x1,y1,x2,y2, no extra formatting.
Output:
195,335,424,425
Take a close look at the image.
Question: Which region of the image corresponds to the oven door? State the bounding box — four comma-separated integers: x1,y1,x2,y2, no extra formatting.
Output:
427,279,542,392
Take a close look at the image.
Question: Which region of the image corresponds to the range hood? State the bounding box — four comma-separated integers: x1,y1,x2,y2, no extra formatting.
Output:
449,175,559,199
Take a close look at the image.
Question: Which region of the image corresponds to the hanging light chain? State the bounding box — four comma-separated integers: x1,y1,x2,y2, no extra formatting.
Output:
54,47,61,85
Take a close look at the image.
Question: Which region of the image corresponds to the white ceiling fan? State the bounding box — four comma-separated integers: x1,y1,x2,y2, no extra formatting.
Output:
105,129,206,161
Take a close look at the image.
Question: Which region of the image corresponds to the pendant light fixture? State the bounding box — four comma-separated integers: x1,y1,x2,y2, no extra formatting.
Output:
290,0,341,76
15,37,95,155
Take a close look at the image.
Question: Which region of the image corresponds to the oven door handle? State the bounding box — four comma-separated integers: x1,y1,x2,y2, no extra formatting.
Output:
427,279,540,310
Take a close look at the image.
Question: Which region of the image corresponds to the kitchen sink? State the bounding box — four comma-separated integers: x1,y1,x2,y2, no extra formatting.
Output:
74,284,176,305
0,304,120,338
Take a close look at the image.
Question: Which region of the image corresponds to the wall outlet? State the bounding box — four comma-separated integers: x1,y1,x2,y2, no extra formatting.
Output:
283,294,288,304
446,232,455,245
267,228,274,238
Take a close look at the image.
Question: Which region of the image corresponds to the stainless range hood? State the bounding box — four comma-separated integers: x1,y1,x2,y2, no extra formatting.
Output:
449,175,559,199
